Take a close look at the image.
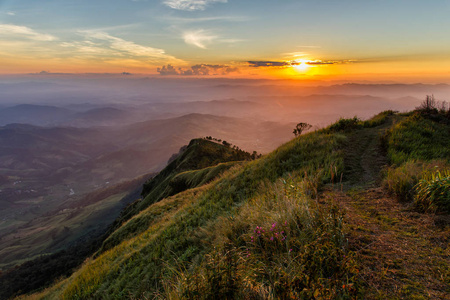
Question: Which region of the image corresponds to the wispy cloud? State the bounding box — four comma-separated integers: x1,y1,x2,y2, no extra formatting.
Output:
181,29,241,49
283,52,308,58
164,0,227,11
83,31,166,56
75,30,183,63
0,24,56,41
7,12,16,16
183,29,217,49
157,63,239,75
163,15,250,23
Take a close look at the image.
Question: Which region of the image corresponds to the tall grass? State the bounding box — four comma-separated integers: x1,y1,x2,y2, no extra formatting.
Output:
415,169,450,213
383,111,450,211
51,130,349,299
161,176,359,299
383,161,424,202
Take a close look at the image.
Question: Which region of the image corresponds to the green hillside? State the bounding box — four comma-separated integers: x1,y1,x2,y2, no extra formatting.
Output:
101,138,254,252
15,105,450,299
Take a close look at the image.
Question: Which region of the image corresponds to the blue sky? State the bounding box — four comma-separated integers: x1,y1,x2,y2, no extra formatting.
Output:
1,0,450,80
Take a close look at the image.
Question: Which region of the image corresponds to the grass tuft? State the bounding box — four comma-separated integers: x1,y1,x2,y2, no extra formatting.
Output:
414,169,450,213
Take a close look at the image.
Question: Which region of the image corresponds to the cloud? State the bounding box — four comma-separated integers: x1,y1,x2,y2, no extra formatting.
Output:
163,0,227,11
283,52,307,58
7,12,16,16
157,64,239,75
248,60,345,68
162,15,250,23
0,24,56,41
247,61,290,67
305,61,335,65
82,31,165,56
183,30,217,49
157,64,179,75
75,30,183,63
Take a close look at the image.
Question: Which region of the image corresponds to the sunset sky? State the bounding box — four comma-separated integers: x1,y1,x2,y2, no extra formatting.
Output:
1,0,450,81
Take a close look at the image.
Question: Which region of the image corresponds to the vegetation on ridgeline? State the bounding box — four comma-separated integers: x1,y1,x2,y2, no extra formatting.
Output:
6,96,450,300
103,138,256,244
382,97,450,212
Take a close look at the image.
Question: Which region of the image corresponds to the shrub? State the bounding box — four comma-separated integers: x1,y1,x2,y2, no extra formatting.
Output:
416,95,438,113
326,117,362,132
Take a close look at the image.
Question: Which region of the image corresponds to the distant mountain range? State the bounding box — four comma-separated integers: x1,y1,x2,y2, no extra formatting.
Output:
0,113,293,269
0,93,426,128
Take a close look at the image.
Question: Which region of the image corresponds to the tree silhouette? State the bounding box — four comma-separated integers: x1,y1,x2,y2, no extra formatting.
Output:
417,95,437,112
293,122,312,137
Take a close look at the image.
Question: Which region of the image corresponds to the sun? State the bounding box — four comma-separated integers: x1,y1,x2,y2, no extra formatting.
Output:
292,59,310,72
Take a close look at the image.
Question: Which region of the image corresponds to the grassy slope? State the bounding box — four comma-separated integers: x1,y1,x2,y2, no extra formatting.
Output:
108,139,252,234
382,111,450,211
21,110,450,299
29,128,348,299
98,161,240,254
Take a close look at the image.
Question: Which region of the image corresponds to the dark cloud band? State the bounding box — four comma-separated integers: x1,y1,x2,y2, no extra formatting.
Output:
157,64,239,75
248,60,345,67
247,61,290,67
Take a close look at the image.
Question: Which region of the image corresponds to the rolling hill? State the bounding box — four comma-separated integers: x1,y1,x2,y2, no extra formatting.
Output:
2,105,447,299
0,113,293,273
0,138,253,299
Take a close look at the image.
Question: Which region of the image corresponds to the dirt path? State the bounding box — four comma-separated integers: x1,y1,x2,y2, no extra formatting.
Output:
343,119,392,187
324,188,450,299
323,118,450,299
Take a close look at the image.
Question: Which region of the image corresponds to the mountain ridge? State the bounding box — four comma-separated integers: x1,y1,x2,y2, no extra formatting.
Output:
2,107,449,299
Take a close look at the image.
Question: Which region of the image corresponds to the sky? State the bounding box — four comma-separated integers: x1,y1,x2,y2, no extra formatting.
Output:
1,0,450,81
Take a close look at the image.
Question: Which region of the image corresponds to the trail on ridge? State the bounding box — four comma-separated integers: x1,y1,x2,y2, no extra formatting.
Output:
323,117,450,299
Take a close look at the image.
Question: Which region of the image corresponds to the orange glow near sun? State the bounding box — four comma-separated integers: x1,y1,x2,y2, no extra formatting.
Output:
293,59,310,72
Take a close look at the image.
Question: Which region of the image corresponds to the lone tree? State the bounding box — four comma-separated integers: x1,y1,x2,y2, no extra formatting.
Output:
417,95,437,112
293,122,312,137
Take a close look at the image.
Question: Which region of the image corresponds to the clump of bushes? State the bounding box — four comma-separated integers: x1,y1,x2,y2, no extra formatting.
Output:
326,117,362,132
